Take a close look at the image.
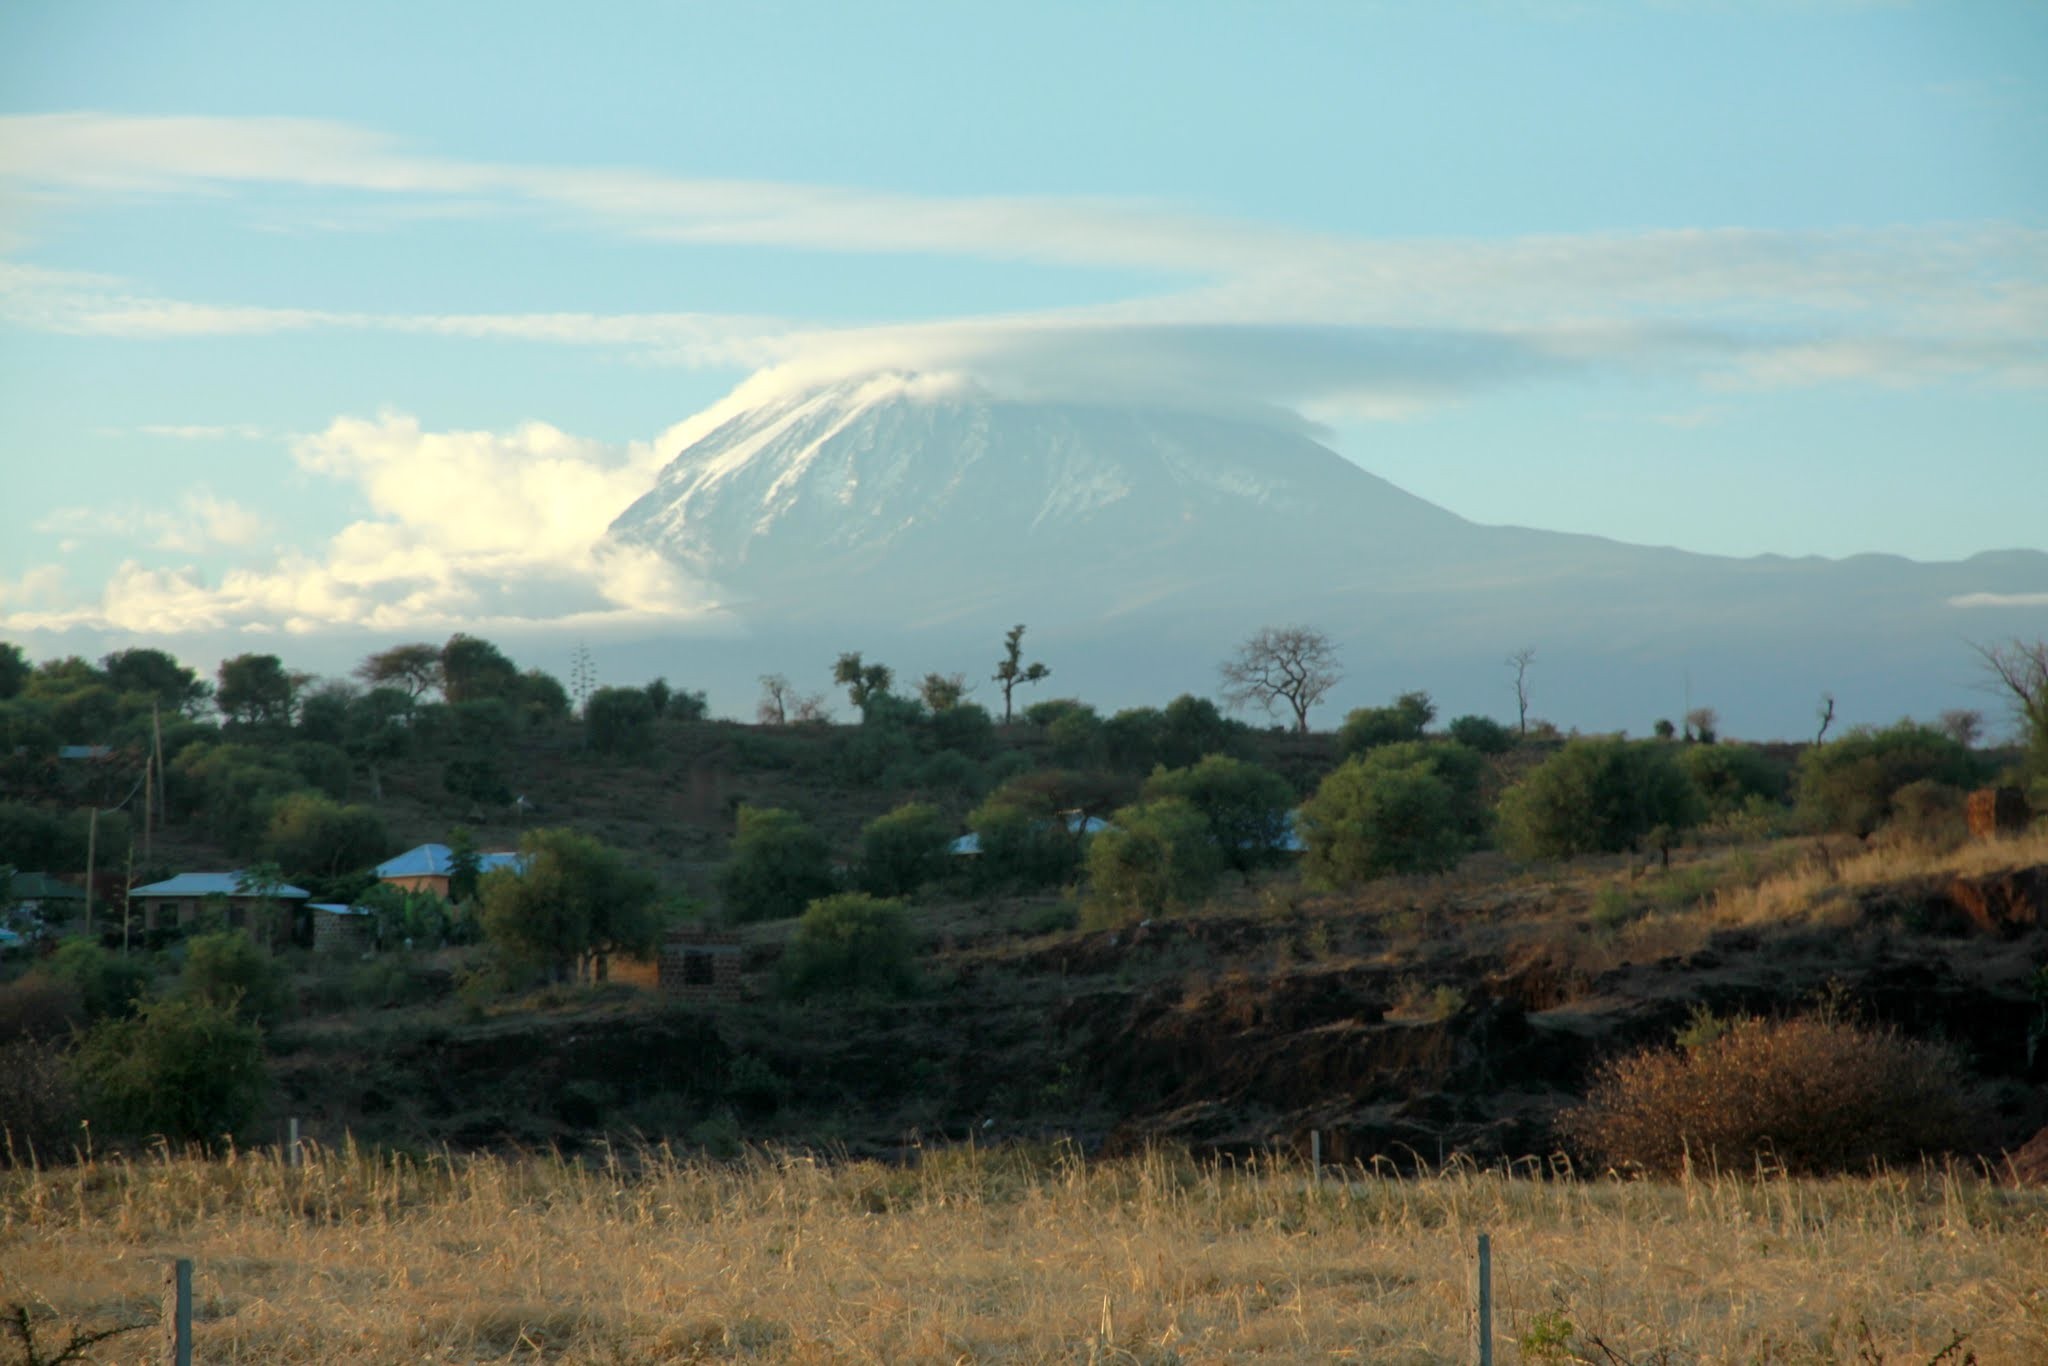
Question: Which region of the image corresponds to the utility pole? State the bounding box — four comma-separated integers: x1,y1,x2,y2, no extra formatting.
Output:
84,806,97,937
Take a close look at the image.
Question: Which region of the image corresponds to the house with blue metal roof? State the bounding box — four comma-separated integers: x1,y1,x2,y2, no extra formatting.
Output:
374,843,524,898
130,870,310,935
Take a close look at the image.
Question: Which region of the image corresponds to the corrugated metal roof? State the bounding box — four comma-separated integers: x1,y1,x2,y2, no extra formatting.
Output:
374,844,523,878
6,872,86,901
308,903,373,916
129,872,310,899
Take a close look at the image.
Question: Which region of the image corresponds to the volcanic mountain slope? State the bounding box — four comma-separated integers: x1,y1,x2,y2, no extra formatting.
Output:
606,375,1503,623
605,374,2047,730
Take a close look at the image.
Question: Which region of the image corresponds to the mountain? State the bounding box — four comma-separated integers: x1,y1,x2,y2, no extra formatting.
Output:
606,375,2048,735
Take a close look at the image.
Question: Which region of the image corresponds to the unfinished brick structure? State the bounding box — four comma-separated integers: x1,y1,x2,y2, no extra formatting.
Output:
659,925,742,1002
1966,786,2031,841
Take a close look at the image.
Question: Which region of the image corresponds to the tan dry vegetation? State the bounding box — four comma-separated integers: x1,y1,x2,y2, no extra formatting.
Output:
1706,826,2048,930
4,1143,2045,1364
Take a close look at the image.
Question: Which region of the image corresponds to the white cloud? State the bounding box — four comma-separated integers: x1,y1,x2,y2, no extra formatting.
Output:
1949,592,2048,609
33,491,270,553
3,115,2045,402
2,413,726,635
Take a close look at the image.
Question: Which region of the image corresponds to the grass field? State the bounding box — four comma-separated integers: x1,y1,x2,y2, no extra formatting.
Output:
4,1143,2044,1364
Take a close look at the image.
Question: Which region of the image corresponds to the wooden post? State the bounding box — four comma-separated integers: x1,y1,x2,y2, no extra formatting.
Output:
1476,1232,1493,1366
142,745,154,865
1310,1129,1321,1188
288,1117,301,1168
164,1258,192,1366
84,807,97,937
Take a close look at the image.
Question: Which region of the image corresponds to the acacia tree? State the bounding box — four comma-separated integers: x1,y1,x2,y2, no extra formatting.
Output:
355,642,444,700
479,827,660,982
832,652,894,719
992,624,1050,724
1218,625,1340,735
215,653,299,728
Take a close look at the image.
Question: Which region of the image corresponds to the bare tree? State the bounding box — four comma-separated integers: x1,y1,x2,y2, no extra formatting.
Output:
1938,707,1983,749
1815,691,1836,744
992,624,1050,724
757,673,793,726
1975,638,2048,754
1219,625,1341,735
1683,706,1719,745
1507,646,1536,736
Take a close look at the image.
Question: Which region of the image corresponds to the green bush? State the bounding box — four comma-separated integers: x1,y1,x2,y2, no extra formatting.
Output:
717,806,837,923
180,929,292,1027
0,1039,80,1164
1082,798,1221,927
781,893,918,1000
1562,1012,1976,1176
1446,714,1514,755
70,995,268,1144
585,686,657,755
1338,691,1436,757
1298,748,1466,885
858,802,953,897
263,791,392,879
0,973,85,1042
1498,738,1704,861
1142,753,1297,876
965,802,1081,891
44,938,154,1020
1796,723,1983,837
1677,743,1789,818
480,827,662,978
1887,779,1967,847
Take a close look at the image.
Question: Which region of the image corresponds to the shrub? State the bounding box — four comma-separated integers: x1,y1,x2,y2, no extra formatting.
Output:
858,802,953,897
1887,779,1967,847
1338,691,1436,757
1297,742,1484,885
264,790,392,879
1142,754,1297,876
1796,722,1982,837
1447,714,1514,755
70,995,268,1144
1083,798,1222,927
0,1038,80,1164
928,702,996,758
480,827,662,978
43,938,154,1020
585,686,657,755
1046,708,1105,766
1677,743,1789,818
717,806,836,923
781,894,918,1000
1561,1012,1976,1176
965,802,1082,892
1498,738,1703,861
0,972,85,1043
180,929,292,1027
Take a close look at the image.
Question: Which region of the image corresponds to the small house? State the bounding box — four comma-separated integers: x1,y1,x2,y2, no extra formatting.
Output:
129,871,310,942
374,843,524,899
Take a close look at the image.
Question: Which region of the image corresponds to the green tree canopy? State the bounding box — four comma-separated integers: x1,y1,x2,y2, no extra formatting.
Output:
781,893,919,1000
1795,722,1983,837
1338,691,1437,758
1499,737,1704,860
440,634,520,705
858,802,953,898
716,806,837,923
215,653,299,729
101,647,207,713
479,827,661,980
179,929,292,1027
70,995,267,1144
1142,753,1297,876
263,791,391,880
355,641,445,700
585,685,657,755
1298,747,1469,885
1084,798,1222,926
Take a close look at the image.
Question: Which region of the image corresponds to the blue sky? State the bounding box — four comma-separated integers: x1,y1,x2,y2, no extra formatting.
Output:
1,0,2044,650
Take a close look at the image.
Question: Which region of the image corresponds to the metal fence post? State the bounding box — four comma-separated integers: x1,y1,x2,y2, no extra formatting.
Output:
1476,1232,1493,1366
288,1117,300,1168
1310,1129,1321,1188
164,1258,192,1366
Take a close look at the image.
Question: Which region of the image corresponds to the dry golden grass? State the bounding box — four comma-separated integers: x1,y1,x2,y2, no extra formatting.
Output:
4,1143,2044,1363
1708,826,2048,930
